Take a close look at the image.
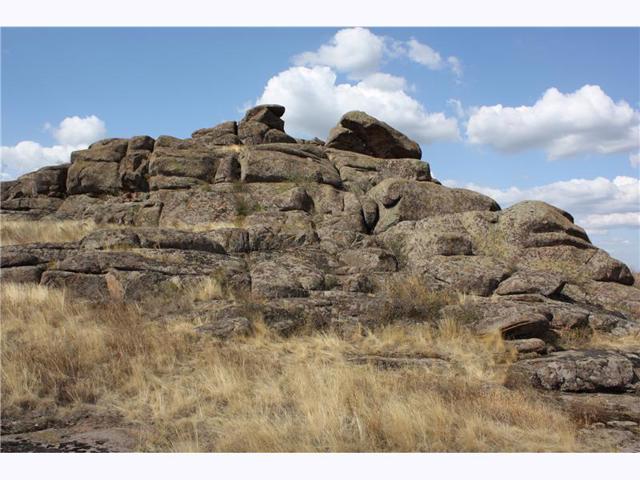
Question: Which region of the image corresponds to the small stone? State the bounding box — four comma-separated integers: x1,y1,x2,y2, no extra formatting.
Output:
606,420,638,429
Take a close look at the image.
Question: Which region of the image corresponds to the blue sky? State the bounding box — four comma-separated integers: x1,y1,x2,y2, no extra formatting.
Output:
1,27,639,268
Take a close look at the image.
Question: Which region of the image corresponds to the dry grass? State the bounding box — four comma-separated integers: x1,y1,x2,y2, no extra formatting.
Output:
161,218,238,232
579,331,640,351
379,275,456,325
0,282,596,452
0,219,105,246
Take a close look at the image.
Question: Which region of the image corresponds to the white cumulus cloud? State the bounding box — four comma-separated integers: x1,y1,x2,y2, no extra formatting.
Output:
256,28,462,144
1,115,106,180
444,176,639,217
257,65,460,144
293,27,385,79
581,212,640,230
406,38,444,69
51,115,106,145
443,175,640,269
467,85,640,160
393,38,462,79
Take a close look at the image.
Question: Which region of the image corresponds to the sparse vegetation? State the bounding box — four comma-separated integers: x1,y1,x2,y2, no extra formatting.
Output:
379,275,456,324
0,282,600,452
0,219,105,246
524,258,593,286
561,328,640,351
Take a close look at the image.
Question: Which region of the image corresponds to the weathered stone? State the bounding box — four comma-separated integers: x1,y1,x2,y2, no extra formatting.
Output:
104,269,186,303
568,280,640,318
66,160,121,195
1,196,63,214
3,165,68,199
498,201,591,249
252,142,327,160
41,270,110,300
72,140,128,163
361,197,378,231
192,228,248,253
214,153,241,183
135,229,225,253
584,249,634,285
548,393,640,423
276,187,314,212
54,248,246,279
0,265,44,283
192,120,237,138
0,250,41,268
119,151,150,192
417,255,511,297
196,316,252,339
379,214,474,264
250,252,325,298
506,338,547,355
80,229,141,250
263,129,296,144
327,149,431,192
149,175,207,190
149,151,217,182
192,121,241,146
237,121,270,145
0,243,78,267
326,111,422,159
338,248,397,273
496,270,565,297
127,135,155,152
506,350,635,392
340,273,375,293
368,179,500,233
239,147,341,187
241,104,286,130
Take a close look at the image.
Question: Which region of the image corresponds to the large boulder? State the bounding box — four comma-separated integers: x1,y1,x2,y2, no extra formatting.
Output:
496,202,634,285
506,350,636,393
325,111,422,159
326,149,431,193
498,201,592,249
250,251,329,298
237,104,296,145
379,214,475,263
2,164,68,199
66,160,122,195
191,120,242,146
495,270,565,297
66,139,130,195
80,228,226,254
148,136,231,187
416,255,512,296
120,135,155,191
239,146,341,187
368,178,500,233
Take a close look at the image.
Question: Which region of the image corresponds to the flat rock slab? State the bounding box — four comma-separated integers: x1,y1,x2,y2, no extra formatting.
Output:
545,392,640,423
345,354,451,372
505,350,636,393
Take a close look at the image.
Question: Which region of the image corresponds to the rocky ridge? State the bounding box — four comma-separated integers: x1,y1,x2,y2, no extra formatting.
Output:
1,105,639,450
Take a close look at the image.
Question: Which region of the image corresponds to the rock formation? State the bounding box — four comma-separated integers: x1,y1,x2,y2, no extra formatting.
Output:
2,105,639,444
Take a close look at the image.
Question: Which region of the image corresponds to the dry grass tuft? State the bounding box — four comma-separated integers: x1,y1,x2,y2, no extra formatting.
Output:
0,282,596,452
581,331,640,351
380,275,456,325
0,219,105,246
161,219,238,232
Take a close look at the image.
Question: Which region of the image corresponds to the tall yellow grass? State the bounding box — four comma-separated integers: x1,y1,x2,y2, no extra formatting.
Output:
0,219,102,246
0,282,594,452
